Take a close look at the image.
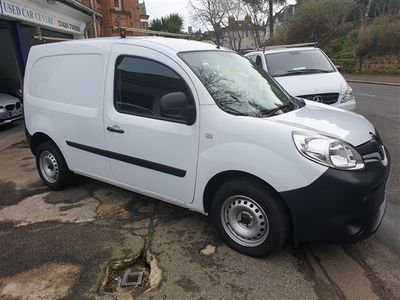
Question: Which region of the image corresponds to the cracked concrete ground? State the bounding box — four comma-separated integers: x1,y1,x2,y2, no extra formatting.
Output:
0,83,399,299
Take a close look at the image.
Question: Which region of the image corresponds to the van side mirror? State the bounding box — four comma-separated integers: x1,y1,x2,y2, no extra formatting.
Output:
335,65,342,72
160,92,195,125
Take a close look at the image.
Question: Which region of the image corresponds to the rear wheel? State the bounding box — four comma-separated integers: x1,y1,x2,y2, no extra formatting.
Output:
211,179,290,257
36,141,75,190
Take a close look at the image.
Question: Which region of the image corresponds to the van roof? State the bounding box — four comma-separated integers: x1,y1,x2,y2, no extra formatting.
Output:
38,36,225,53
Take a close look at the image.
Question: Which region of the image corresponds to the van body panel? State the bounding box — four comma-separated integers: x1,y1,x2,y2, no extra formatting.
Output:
274,72,347,100
270,100,375,146
103,43,200,205
24,43,112,179
190,104,329,210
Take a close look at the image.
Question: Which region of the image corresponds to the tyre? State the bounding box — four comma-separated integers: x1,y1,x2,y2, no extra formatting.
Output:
35,141,75,190
211,178,290,257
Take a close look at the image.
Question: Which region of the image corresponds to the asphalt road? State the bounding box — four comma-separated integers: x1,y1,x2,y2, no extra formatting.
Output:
0,83,399,299
352,82,400,255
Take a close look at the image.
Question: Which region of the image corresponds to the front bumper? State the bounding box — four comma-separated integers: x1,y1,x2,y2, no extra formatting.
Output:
333,99,356,111
281,147,390,244
0,109,23,124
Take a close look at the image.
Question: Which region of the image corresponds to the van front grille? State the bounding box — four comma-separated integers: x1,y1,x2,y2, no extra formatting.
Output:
298,93,339,105
357,134,387,164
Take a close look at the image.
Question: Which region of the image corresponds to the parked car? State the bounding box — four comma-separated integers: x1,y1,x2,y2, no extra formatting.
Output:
245,46,356,110
0,92,23,125
24,38,390,257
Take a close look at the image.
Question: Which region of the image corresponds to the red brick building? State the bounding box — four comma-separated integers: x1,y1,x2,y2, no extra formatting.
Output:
79,0,149,37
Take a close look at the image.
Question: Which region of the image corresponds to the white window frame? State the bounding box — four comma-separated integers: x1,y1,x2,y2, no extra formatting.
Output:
114,0,122,11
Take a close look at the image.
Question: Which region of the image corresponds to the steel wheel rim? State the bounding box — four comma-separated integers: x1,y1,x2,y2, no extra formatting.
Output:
39,151,59,183
221,195,269,247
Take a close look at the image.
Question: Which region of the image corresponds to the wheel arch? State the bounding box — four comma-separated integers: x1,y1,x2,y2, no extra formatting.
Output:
30,132,56,155
203,170,294,239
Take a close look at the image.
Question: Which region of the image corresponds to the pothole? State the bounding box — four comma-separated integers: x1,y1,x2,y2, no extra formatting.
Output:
100,249,162,297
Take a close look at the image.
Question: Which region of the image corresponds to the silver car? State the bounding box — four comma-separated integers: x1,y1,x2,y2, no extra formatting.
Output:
0,93,23,124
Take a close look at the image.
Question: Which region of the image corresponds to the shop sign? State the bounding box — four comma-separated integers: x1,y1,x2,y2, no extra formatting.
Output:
0,0,83,34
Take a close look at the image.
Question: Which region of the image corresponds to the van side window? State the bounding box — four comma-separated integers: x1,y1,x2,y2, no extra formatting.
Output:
114,56,192,122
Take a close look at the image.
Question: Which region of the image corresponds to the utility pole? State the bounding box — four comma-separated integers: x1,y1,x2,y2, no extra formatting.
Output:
269,0,273,39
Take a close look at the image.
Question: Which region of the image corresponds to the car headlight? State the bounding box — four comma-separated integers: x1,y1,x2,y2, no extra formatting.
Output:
341,86,355,103
293,132,364,170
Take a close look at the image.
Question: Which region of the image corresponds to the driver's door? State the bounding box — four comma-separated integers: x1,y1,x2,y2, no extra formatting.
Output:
103,44,200,205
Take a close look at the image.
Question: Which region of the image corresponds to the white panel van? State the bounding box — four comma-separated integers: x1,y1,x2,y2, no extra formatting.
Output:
24,37,390,257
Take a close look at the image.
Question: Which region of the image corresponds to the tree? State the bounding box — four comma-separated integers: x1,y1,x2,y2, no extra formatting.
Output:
189,0,229,45
241,0,285,45
358,14,400,57
189,0,289,48
278,0,356,45
224,0,246,51
242,0,269,48
149,13,184,34
243,0,285,39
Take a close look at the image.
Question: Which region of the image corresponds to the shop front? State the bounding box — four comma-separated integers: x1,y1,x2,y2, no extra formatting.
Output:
0,0,100,100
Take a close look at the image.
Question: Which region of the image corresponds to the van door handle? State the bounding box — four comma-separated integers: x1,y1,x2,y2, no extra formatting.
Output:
107,125,124,134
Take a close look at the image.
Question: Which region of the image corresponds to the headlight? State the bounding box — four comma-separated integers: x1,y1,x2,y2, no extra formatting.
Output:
293,132,364,170
341,86,355,103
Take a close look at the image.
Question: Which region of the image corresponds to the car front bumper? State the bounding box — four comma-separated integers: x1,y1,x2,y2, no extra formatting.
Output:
280,147,390,244
333,100,356,111
0,109,23,124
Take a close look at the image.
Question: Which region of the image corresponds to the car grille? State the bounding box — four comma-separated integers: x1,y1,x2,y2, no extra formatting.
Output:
4,103,22,111
298,93,339,105
5,104,15,111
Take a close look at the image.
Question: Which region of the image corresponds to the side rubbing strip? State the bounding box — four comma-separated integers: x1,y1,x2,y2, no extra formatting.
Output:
66,141,186,177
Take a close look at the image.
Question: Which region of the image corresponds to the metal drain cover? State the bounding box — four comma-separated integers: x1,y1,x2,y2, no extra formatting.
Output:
120,270,144,287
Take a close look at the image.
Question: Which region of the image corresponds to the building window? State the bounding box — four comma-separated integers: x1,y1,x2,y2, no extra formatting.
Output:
114,0,122,11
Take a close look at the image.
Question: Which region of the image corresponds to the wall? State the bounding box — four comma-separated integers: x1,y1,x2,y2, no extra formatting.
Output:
77,0,142,37
361,56,400,74
332,56,400,74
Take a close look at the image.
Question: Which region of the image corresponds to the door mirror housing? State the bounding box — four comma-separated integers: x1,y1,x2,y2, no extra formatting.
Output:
335,65,342,72
160,92,195,125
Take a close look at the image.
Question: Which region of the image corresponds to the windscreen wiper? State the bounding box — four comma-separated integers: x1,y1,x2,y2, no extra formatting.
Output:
260,100,293,118
275,68,332,77
290,68,331,73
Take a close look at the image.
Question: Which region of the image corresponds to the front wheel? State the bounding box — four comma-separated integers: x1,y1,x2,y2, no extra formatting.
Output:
211,179,290,257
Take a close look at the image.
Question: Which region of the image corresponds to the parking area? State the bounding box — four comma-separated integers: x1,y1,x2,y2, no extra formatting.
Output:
0,82,399,299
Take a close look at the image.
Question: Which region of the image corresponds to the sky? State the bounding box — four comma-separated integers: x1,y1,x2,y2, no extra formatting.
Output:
144,0,297,32
145,0,192,30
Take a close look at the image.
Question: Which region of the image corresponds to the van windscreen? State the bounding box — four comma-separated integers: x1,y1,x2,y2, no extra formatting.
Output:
179,51,293,118
265,49,335,77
